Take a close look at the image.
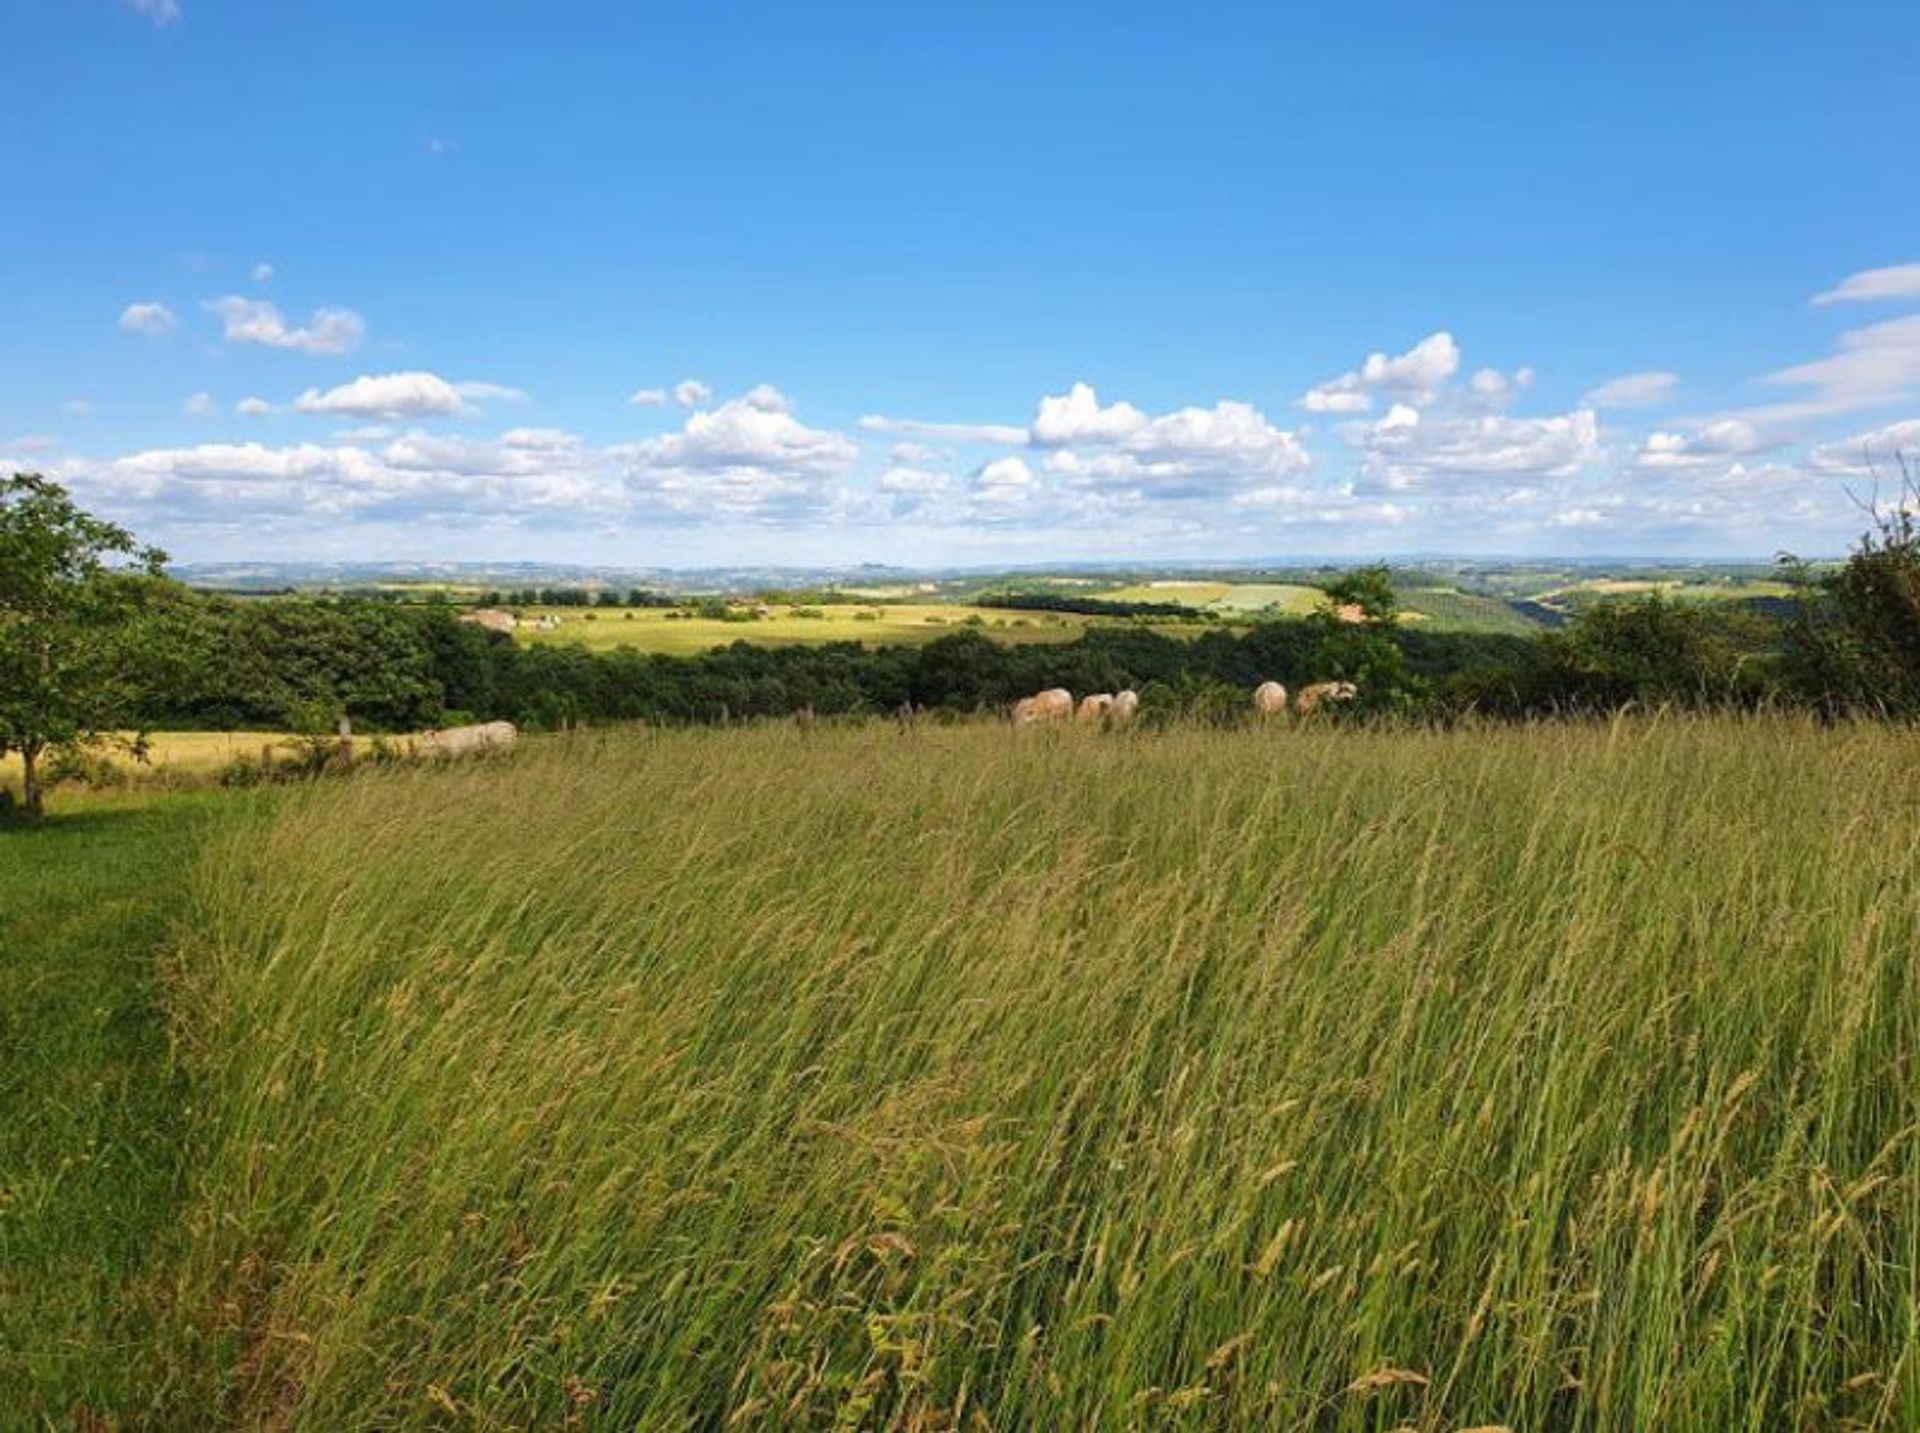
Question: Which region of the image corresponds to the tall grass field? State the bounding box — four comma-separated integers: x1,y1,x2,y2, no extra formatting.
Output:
110,720,1920,1424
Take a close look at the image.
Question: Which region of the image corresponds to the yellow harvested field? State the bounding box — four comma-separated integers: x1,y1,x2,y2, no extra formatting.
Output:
512,604,1089,653
0,731,288,780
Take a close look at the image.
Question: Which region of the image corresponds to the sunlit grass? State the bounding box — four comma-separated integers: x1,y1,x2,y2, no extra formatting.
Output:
0,731,290,788
1095,581,1325,614
512,602,1089,654
159,716,1920,1426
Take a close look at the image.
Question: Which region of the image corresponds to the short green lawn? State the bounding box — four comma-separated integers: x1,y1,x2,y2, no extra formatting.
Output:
0,792,233,1423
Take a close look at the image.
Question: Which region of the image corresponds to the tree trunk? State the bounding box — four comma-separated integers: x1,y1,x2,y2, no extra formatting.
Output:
20,741,43,820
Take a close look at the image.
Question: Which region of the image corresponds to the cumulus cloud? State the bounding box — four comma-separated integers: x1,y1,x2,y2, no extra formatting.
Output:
614,386,859,523
1032,384,1150,444
182,392,215,417
1631,419,1779,473
381,427,589,478
1585,371,1680,409
1301,331,1461,414
205,296,365,355
873,464,954,517
252,262,275,284
65,430,621,529
1812,262,1920,307
292,371,521,420
119,302,176,336
1353,405,1601,493
1030,384,1311,501
236,397,276,417
627,388,668,407
856,414,1030,445
970,456,1042,515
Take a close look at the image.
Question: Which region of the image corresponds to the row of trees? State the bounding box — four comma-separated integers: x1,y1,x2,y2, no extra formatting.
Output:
479,587,677,608
6,470,1918,817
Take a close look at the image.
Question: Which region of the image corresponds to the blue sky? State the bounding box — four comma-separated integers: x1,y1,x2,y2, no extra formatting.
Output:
5,1,1920,565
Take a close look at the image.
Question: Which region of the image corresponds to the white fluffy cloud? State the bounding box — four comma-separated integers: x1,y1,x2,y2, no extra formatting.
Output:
1812,262,1920,307
1301,331,1461,414
251,262,275,284
66,429,621,528
614,386,859,523
292,372,522,420
205,297,365,356
969,456,1041,516
236,397,275,417
626,388,668,407
1031,383,1311,500
182,392,215,417
1632,419,1777,473
1585,371,1679,409
1032,384,1149,444
1354,405,1601,492
119,302,176,336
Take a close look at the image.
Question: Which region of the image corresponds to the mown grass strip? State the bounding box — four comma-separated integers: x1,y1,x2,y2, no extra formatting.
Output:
0,794,228,1424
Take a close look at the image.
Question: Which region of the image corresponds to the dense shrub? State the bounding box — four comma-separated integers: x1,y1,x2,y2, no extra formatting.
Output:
1778,479,1920,716
976,589,1200,619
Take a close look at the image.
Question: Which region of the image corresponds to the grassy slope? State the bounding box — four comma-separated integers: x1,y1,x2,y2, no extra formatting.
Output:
0,794,226,1422
1398,588,1545,635
160,719,1920,1428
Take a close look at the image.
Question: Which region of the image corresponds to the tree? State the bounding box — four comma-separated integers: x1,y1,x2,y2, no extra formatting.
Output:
1542,595,1772,710
0,474,166,818
1304,565,1426,713
1779,456,1920,716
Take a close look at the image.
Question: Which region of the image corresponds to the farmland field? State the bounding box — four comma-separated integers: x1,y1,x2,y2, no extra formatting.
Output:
1539,577,1798,610
53,715,1911,1427
1094,580,1328,614
511,602,1090,653
0,731,292,786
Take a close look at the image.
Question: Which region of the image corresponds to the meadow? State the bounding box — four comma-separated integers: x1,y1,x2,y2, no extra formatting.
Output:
0,731,291,788
513,602,1090,654
1092,581,1327,614
16,714,1897,1427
